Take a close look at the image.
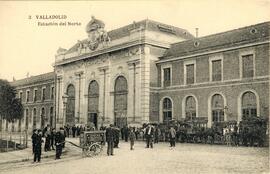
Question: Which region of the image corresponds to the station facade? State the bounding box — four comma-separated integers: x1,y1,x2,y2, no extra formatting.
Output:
156,22,269,127
8,18,269,131
54,17,193,128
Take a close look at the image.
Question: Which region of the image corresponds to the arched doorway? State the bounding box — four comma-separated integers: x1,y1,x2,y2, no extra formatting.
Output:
66,84,75,126
114,76,128,128
163,98,172,123
211,94,224,123
88,80,99,128
242,91,257,120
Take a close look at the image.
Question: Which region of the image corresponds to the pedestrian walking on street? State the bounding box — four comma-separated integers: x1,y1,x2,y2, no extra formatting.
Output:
145,124,154,148
51,128,56,150
31,129,38,154
169,126,176,147
44,127,51,152
106,124,114,156
154,126,161,143
113,126,120,148
129,127,135,150
124,126,129,142
33,129,43,163
55,128,65,160
72,125,76,138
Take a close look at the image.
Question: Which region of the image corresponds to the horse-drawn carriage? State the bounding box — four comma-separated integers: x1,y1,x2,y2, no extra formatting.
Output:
78,130,106,157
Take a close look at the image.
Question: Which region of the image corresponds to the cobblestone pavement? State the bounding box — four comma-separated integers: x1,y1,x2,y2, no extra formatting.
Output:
0,141,268,174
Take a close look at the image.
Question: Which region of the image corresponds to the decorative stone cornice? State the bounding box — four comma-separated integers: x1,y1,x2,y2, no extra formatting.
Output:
74,71,84,76
55,38,170,67
98,65,109,72
127,59,140,66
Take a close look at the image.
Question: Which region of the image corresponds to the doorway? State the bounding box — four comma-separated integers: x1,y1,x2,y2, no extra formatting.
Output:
88,113,98,128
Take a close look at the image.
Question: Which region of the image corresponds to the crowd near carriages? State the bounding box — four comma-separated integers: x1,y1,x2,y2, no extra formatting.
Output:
129,117,268,147
31,115,268,162
101,117,268,148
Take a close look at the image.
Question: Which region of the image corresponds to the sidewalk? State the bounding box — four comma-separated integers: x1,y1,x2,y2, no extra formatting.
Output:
0,139,72,165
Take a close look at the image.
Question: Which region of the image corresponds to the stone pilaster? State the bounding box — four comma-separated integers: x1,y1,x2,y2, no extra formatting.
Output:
56,75,63,129
127,59,140,124
140,46,150,124
74,71,84,124
98,66,110,126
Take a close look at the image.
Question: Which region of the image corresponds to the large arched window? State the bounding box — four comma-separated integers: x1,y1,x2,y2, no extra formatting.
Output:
50,107,54,126
88,80,99,128
163,98,172,122
242,91,257,120
66,84,75,126
211,94,224,123
114,76,128,128
185,96,196,121
33,108,37,130
41,107,45,128
25,109,29,130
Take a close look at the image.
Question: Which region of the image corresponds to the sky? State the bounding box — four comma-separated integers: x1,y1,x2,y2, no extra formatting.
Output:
0,0,269,81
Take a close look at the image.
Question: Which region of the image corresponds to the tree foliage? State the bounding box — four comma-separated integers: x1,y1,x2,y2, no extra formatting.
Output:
0,79,23,122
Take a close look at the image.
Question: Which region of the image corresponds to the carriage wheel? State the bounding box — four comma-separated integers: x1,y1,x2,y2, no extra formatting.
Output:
83,145,94,157
90,143,102,156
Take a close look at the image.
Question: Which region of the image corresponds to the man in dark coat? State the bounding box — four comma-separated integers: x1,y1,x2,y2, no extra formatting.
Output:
72,125,76,138
44,128,51,152
31,129,38,154
33,129,43,162
113,127,120,148
124,126,129,142
55,128,65,160
106,124,114,156
50,128,56,150
145,124,154,148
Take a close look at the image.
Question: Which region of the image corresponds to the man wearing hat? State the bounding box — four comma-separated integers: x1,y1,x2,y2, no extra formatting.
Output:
145,124,154,148
55,127,65,159
33,129,43,163
106,124,114,156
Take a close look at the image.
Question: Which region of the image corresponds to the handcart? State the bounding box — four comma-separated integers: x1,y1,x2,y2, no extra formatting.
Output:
79,130,106,157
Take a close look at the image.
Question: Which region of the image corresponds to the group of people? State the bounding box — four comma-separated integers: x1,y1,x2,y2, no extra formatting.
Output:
104,124,177,156
64,124,84,138
31,125,65,163
31,119,268,162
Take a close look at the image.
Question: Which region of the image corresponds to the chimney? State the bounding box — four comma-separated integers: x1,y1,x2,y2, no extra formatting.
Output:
195,28,199,38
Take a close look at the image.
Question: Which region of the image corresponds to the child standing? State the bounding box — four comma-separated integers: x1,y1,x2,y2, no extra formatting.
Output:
129,127,136,150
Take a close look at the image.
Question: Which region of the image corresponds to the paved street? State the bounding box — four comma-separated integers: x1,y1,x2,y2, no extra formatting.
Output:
0,140,268,174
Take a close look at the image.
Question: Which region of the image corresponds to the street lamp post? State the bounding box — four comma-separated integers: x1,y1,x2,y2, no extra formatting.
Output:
62,94,69,128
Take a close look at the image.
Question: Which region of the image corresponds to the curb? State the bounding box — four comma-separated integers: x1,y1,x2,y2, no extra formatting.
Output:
0,150,68,165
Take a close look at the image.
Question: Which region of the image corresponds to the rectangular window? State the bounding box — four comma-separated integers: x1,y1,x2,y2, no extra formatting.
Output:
186,64,195,84
212,60,222,81
42,88,46,101
242,54,254,78
163,68,171,87
26,91,29,102
51,87,54,100
19,92,23,101
33,89,37,102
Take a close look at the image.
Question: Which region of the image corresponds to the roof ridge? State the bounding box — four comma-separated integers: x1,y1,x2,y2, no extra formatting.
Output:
11,72,55,83
171,21,270,46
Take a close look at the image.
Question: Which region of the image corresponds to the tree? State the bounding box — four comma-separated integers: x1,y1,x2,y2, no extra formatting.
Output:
0,79,23,123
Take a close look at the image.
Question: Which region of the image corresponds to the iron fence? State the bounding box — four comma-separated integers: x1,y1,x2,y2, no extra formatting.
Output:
0,130,28,152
